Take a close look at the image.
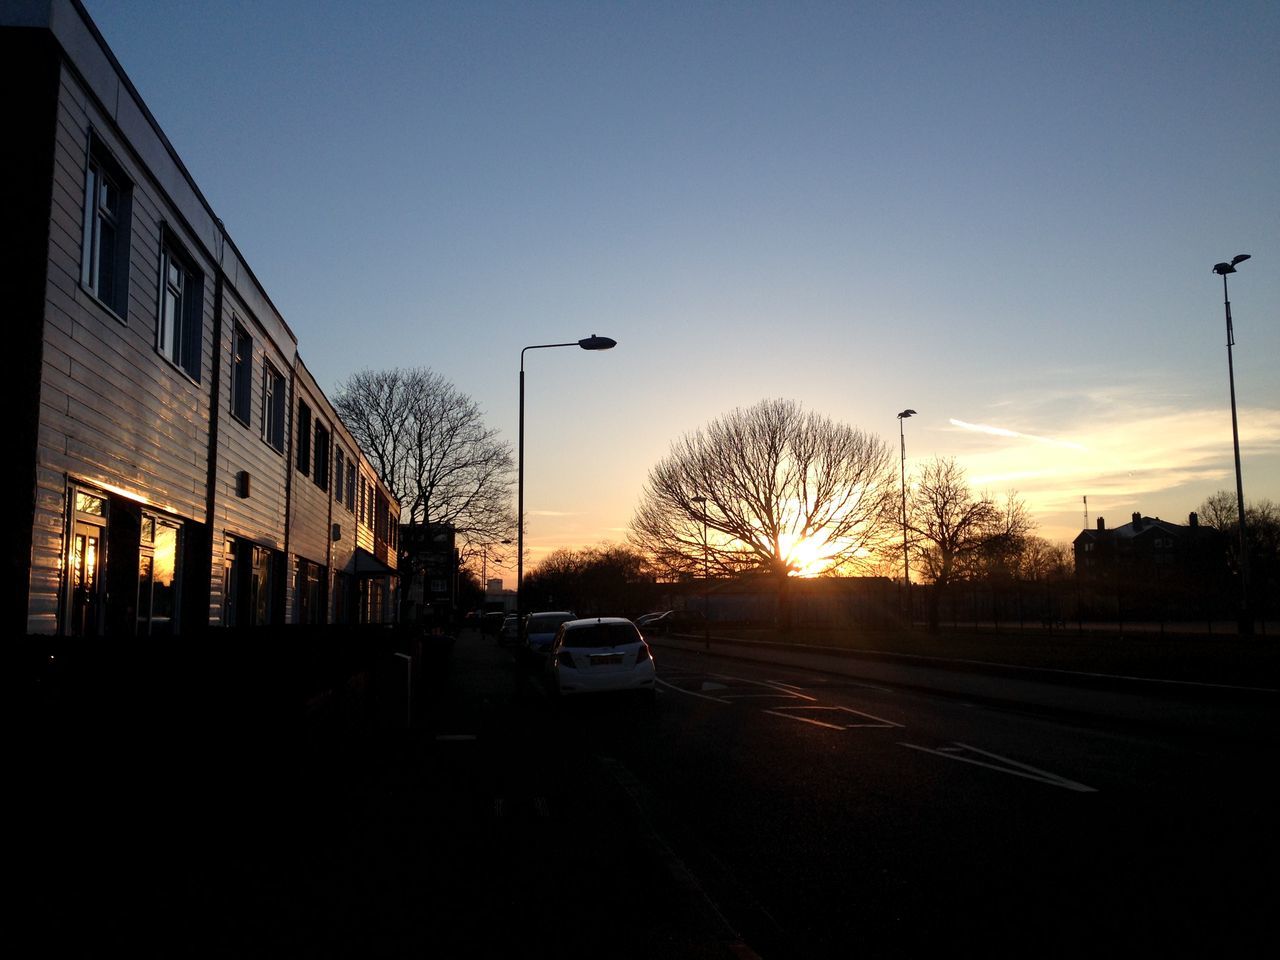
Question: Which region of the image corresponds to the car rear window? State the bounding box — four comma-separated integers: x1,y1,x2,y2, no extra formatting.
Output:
563,623,641,649
528,615,574,632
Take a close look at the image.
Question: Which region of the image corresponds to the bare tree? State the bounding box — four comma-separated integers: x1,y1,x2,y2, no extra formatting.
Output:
1016,537,1072,582
907,457,1033,630
630,399,897,626
334,368,515,557
523,543,655,615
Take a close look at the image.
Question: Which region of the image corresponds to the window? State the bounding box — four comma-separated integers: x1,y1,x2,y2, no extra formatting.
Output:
294,558,326,625
137,515,181,636
252,544,277,626
296,401,312,474
158,237,203,379
334,448,345,502
262,363,286,452
346,461,356,511
231,324,253,424
314,423,330,491
224,538,280,627
80,137,131,318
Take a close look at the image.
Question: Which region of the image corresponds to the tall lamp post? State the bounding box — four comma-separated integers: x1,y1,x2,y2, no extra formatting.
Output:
518,335,617,618
691,496,710,650
897,409,916,624
1213,254,1253,636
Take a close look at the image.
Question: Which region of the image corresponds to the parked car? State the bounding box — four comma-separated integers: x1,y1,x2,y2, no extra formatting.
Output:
522,610,578,662
547,617,656,700
480,611,506,636
633,612,666,629
498,614,521,646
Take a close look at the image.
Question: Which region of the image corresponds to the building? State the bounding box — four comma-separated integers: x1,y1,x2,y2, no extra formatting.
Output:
400,523,459,625
5,0,399,637
1073,512,1224,580
1073,512,1228,618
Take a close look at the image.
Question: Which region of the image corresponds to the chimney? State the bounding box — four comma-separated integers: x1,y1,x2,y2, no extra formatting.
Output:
1097,517,1105,531
1132,512,1143,531
1189,512,1199,528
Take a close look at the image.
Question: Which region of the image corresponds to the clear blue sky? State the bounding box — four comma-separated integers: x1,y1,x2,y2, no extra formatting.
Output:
84,0,1279,578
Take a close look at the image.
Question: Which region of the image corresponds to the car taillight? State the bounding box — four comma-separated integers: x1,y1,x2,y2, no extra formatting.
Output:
557,650,576,669
635,643,651,665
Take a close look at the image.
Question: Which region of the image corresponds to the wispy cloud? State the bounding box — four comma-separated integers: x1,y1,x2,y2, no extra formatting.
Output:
935,397,1280,543
949,419,1087,450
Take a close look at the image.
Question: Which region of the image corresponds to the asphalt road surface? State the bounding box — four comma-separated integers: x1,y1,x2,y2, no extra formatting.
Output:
586,643,1277,958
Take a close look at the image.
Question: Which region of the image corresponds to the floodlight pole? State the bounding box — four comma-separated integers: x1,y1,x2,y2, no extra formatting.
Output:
897,409,916,626
1214,256,1252,635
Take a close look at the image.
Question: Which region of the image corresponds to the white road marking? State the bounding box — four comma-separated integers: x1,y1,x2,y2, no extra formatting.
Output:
656,677,731,703
898,741,1098,793
708,673,819,702
766,706,905,730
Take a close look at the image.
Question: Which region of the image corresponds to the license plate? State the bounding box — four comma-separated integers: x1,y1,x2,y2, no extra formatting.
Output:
590,654,624,666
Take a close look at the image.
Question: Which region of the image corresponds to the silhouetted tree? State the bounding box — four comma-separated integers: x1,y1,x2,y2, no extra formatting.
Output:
334,368,516,556
523,544,655,615
1015,537,1072,582
906,457,1033,631
630,399,897,629
1197,491,1280,621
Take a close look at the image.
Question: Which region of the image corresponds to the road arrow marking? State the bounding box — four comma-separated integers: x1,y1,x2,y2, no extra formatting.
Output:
898,741,1098,793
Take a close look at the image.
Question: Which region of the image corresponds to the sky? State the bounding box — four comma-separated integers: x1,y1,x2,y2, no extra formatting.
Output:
82,0,1280,584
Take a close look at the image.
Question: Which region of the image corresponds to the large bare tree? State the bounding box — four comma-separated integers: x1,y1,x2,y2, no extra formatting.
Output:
334,368,515,562
629,399,898,622
906,456,1032,630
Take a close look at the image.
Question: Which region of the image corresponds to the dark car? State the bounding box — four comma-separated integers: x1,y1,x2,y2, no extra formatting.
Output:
522,611,578,662
480,611,506,636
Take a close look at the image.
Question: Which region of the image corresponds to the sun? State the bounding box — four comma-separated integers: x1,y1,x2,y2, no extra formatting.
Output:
779,532,826,578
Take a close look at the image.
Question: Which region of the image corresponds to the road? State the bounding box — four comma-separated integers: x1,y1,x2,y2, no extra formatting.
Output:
555,642,1277,958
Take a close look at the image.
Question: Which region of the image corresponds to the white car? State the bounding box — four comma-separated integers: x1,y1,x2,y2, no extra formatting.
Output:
547,617,657,700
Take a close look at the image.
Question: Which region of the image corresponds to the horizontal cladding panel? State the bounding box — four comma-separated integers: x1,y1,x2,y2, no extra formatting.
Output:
61,314,210,419
61,350,207,452
289,479,332,563
53,435,202,520
214,458,287,550
62,396,204,484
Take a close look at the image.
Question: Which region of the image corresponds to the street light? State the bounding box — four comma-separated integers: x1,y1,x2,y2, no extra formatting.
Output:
517,335,617,618
897,409,916,625
1212,254,1252,635
691,496,710,650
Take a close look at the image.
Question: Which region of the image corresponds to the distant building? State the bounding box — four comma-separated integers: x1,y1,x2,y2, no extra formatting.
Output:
400,523,458,624
1072,512,1228,618
485,579,517,614
5,0,399,635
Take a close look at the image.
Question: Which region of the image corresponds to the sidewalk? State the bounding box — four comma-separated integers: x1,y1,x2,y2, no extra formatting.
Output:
107,632,748,958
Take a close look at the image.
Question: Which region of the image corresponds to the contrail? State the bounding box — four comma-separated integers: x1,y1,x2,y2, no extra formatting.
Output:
949,419,1087,450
